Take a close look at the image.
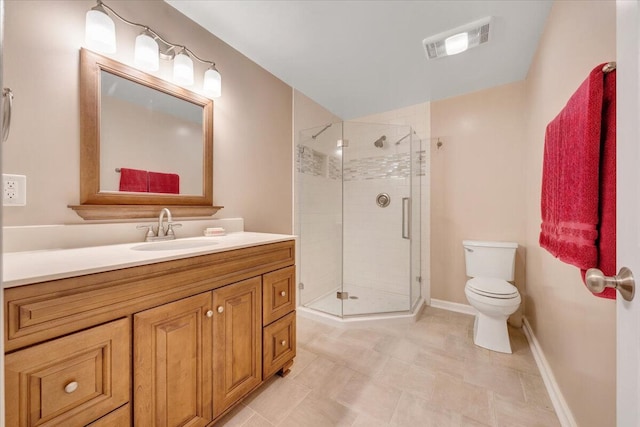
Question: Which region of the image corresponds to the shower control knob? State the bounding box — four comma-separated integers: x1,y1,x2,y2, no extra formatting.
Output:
376,193,391,208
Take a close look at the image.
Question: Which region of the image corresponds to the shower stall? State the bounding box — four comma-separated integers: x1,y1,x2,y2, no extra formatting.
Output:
295,121,424,321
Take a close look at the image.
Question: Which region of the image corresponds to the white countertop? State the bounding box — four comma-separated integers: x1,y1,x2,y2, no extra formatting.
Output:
3,232,295,288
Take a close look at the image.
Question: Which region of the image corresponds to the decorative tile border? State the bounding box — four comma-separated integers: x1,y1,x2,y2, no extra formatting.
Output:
296,144,426,181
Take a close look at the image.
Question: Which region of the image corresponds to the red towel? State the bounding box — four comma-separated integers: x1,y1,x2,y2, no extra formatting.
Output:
118,168,148,192
540,64,616,299
148,171,180,194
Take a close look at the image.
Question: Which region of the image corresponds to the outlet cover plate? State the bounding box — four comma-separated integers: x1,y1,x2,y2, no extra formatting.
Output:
3,174,27,206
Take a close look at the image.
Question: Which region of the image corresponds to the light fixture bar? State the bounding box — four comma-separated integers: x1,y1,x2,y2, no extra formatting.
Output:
88,0,221,96
96,0,217,68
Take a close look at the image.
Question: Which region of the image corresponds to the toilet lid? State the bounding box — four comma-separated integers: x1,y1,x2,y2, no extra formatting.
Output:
467,277,519,298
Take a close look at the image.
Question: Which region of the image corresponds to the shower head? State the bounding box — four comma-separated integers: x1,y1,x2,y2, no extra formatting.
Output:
374,135,387,148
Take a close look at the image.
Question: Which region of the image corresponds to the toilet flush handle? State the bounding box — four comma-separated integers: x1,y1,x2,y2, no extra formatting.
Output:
585,267,635,301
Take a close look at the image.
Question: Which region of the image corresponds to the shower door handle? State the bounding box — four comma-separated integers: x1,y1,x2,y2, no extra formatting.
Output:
402,197,411,239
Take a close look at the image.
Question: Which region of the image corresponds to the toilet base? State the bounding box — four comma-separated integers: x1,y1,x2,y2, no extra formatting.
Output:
473,312,512,354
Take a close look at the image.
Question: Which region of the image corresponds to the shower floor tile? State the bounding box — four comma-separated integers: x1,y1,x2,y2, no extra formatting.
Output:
214,306,561,427
305,284,411,316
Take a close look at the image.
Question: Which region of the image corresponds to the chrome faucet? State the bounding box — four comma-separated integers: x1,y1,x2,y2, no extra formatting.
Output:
137,208,182,242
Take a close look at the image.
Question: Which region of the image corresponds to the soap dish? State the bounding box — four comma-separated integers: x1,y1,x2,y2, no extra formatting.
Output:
204,227,226,237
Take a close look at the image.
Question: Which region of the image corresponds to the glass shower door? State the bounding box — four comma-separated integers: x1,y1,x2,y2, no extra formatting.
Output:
296,122,343,317
341,122,413,316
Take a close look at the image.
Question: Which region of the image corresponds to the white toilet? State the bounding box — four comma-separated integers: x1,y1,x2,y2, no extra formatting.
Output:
463,240,521,354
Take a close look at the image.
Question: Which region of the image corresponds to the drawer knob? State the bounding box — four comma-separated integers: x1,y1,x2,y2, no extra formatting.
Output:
206,310,214,318
217,306,224,313
280,340,287,346
64,381,79,394
280,291,287,297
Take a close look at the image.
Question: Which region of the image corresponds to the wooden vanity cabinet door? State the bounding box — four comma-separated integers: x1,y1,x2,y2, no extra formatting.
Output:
4,318,129,427
134,293,213,427
262,266,296,325
212,277,262,418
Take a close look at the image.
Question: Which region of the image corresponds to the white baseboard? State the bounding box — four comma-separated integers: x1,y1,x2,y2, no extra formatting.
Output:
522,317,577,427
429,298,477,316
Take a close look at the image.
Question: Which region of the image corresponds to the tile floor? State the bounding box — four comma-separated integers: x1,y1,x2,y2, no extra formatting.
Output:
217,306,561,427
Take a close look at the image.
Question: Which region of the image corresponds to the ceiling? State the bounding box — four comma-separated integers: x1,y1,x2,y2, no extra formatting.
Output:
166,1,553,119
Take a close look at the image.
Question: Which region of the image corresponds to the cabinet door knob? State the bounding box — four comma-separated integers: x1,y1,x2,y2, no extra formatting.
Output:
280,340,287,346
280,291,286,297
64,381,79,394
217,306,224,313
206,310,214,318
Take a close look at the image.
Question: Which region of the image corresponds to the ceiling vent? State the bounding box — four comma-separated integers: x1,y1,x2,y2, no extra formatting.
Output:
423,17,492,60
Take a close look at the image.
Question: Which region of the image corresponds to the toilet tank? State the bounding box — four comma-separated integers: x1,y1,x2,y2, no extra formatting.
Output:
463,240,517,281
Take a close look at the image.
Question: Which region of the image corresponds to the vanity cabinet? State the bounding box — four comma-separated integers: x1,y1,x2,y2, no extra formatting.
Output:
4,240,296,426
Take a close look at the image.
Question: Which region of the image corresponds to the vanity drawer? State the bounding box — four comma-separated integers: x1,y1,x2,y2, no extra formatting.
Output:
262,266,296,325
4,318,130,427
263,311,296,378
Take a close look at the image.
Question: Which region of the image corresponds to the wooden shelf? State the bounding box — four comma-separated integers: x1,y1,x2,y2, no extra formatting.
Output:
68,205,223,220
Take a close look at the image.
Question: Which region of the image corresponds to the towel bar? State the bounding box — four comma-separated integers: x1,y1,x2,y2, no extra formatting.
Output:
602,62,616,73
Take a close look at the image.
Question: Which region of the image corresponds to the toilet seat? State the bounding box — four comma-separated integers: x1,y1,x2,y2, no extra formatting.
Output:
466,277,519,299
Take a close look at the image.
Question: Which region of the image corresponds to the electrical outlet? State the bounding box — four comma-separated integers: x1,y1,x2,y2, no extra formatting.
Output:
3,174,27,206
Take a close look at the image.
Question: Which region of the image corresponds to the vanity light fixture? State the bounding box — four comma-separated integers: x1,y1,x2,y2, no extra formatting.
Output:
85,1,116,54
173,48,194,86
134,29,160,72
203,65,222,98
423,16,492,60
85,0,222,97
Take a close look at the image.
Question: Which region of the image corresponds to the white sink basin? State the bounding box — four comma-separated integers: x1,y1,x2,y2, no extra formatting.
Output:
131,239,218,251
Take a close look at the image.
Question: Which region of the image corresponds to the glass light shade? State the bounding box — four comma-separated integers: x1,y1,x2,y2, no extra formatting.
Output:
445,32,469,56
134,32,159,71
173,51,194,86
203,67,222,98
85,9,116,54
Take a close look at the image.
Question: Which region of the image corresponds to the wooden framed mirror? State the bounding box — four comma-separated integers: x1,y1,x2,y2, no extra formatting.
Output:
70,48,222,220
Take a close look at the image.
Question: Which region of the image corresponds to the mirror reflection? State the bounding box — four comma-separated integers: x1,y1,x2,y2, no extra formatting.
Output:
99,70,204,196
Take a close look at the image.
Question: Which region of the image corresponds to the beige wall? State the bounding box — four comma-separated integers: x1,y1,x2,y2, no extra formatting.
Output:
430,81,527,313
2,0,293,234
523,1,616,426
430,1,616,425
